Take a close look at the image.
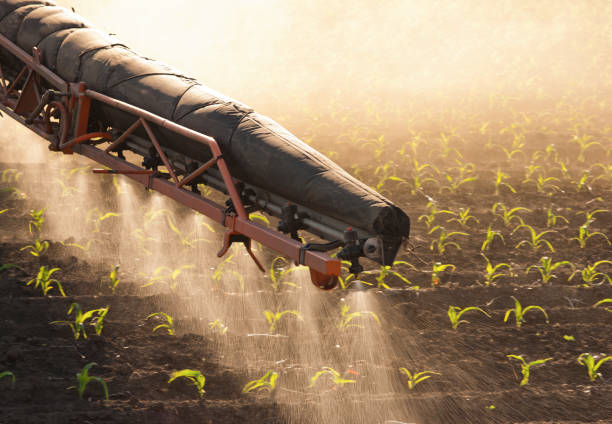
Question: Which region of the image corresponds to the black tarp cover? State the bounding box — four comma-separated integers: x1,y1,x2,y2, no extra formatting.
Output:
0,0,410,239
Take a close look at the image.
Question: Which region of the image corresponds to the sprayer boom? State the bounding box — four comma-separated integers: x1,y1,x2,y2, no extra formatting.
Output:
0,2,411,289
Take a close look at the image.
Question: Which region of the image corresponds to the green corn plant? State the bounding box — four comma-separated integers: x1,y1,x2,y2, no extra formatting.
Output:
439,173,477,194
430,131,463,159
492,202,530,227
76,363,108,400
208,319,229,334
374,162,408,194
165,214,211,248
577,353,612,382
51,303,109,340
570,134,603,162
493,169,516,195
507,355,552,386
101,265,120,293
447,306,491,330
448,159,476,178
361,261,416,289
309,367,356,388
593,299,612,312
0,371,15,388
481,225,505,251
577,208,609,224
431,262,455,287
0,168,22,183
573,171,591,192
28,208,45,235
546,208,569,228
512,224,556,253
142,264,195,291
264,309,302,333
418,202,456,230
570,260,612,286
0,208,8,215
527,175,561,194
571,223,611,248
269,256,300,292
147,312,175,335
168,369,205,398
26,266,65,296
210,253,245,292
446,208,479,229
407,159,440,195
242,371,278,393
86,208,119,233
59,239,95,252
338,303,381,330
398,368,440,390
429,226,467,254
481,254,512,286
526,256,575,284
20,238,49,257
0,263,19,273
522,164,542,183
504,296,549,329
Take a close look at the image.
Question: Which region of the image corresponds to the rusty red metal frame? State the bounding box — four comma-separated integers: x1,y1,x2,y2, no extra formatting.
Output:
0,33,341,284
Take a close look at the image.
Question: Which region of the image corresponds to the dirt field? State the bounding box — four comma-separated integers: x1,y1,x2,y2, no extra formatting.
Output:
1,83,611,424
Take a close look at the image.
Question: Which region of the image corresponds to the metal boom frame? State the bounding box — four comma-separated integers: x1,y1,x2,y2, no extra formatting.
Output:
0,33,341,289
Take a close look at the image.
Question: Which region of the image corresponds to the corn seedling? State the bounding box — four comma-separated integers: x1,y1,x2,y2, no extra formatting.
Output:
264,309,302,333
577,353,612,382
374,162,408,194
51,303,109,339
507,355,552,386
418,202,455,230
142,264,195,291
546,208,569,228
526,256,575,284
570,134,603,162
448,306,491,330
209,319,229,334
440,173,477,194
242,371,278,393
431,262,455,287
571,223,611,248
147,312,175,335
362,261,416,289
446,208,479,229
28,208,45,235
269,256,300,292
211,253,245,291
481,254,512,286
26,266,65,296
76,363,108,400
593,299,612,312
20,238,49,257
166,214,211,248
0,371,15,388
59,239,95,252
407,159,440,195
0,168,21,183
398,368,440,390
338,303,381,330
512,224,556,253
168,369,206,398
570,260,612,286
0,208,7,215
0,263,18,273
492,202,530,227
494,169,516,195
504,296,549,329
86,208,119,233
429,226,467,254
101,265,120,293
309,367,356,388
481,225,505,251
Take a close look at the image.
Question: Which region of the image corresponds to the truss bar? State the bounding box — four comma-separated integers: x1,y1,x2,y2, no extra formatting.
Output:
84,89,248,218
140,118,179,184
0,64,7,96
178,157,218,188
5,66,27,99
0,33,66,90
73,143,340,276
61,132,112,152
104,118,141,153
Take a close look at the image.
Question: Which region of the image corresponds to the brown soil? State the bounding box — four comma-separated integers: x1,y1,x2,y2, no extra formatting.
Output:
1,100,612,424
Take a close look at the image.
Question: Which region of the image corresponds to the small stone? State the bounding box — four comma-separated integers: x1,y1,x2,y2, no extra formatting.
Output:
6,345,21,361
